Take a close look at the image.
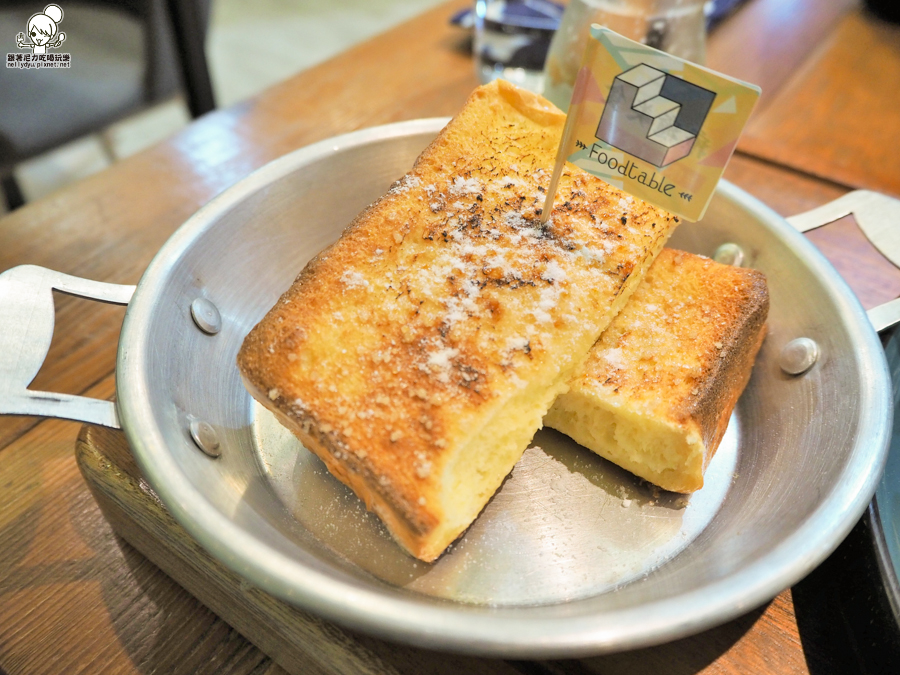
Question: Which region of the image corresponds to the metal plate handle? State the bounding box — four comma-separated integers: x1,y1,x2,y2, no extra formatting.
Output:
787,190,900,333
0,265,134,428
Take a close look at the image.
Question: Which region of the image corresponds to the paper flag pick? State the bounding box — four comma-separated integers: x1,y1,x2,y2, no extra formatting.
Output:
542,26,760,223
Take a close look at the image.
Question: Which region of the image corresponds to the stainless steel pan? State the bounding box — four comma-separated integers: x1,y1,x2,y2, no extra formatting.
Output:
1,118,897,657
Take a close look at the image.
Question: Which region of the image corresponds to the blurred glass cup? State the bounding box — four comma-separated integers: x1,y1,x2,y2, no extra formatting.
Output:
543,0,707,110
473,0,563,93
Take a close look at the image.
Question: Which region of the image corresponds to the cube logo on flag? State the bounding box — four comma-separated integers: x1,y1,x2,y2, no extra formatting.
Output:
596,64,715,168
552,27,760,222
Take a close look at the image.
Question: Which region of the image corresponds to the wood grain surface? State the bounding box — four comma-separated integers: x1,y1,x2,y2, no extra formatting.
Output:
1,0,898,672
0,376,283,675
706,0,858,110
740,7,900,197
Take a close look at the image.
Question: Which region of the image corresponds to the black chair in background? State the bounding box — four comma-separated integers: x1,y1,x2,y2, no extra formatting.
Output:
0,0,215,210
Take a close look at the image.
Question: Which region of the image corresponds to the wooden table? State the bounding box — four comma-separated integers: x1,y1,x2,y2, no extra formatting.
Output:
2,0,899,672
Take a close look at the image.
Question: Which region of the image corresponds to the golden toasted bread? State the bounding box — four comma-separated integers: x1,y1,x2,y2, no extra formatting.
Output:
238,80,678,561
545,249,768,493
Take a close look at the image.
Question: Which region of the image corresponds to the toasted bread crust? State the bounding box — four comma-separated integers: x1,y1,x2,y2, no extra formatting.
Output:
547,249,768,492
243,376,434,553
677,262,768,468
238,81,678,560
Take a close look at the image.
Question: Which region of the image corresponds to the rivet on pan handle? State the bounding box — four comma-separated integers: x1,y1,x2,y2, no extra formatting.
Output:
786,190,900,333
0,265,134,428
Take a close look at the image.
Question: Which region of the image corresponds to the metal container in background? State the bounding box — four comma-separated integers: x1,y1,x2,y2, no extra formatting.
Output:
543,0,707,110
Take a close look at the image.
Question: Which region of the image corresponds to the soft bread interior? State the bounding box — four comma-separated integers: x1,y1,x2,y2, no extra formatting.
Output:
434,241,664,558
545,249,768,494
544,390,705,493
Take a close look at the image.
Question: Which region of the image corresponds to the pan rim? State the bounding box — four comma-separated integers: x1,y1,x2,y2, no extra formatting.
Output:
116,118,892,657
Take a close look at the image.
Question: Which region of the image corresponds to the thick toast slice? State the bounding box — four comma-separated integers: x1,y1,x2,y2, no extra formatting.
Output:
545,249,769,493
238,80,678,561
